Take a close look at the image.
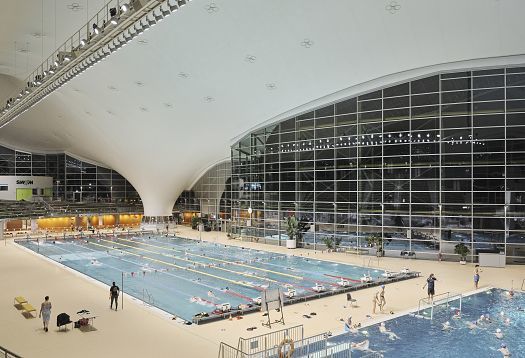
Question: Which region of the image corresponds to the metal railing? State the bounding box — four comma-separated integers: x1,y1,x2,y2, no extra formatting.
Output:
521,279,525,291
237,325,304,356
0,346,22,358
142,288,155,305
416,291,462,320
219,327,352,358
1,0,184,125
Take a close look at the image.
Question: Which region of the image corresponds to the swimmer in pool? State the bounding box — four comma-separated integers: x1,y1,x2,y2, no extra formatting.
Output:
495,328,504,339
441,321,452,331
379,322,399,340
350,340,369,351
498,343,511,357
452,310,462,320
466,321,477,330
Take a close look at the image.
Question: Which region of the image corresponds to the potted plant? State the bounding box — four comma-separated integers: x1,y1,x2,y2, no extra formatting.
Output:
285,215,299,249
454,243,470,264
366,235,384,257
322,237,334,252
191,216,201,230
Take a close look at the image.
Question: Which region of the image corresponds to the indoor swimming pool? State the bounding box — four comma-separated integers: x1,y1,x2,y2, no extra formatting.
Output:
333,288,525,357
16,235,411,322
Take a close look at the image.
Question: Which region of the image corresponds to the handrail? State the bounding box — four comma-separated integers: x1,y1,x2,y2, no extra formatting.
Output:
417,291,462,320
0,345,23,358
521,279,525,291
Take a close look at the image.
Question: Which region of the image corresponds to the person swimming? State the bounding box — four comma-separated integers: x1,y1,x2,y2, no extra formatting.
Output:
498,343,511,357
452,310,462,320
379,322,399,340
442,321,452,331
477,314,491,324
350,340,370,351
495,328,504,339
466,321,477,330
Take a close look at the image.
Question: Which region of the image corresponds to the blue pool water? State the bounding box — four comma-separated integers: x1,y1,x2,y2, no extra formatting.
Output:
330,288,525,357
17,235,388,321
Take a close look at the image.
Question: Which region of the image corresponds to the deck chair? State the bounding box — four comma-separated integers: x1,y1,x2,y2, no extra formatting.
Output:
14,296,27,306
346,293,357,307
21,303,37,317
57,313,73,331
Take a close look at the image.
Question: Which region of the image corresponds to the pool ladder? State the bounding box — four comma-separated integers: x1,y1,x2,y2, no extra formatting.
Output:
142,289,155,306
416,291,462,320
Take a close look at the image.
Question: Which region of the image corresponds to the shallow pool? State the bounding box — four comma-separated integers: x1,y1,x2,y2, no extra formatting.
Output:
331,288,525,357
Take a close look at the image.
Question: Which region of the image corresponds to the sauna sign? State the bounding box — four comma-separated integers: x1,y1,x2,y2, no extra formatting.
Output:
16,180,34,185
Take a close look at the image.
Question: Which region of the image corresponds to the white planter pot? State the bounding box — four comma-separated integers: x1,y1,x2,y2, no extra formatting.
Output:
286,239,297,249
459,260,467,265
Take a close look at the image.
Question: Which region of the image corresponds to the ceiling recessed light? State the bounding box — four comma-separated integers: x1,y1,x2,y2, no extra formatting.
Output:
385,1,401,14
67,2,83,12
300,39,314,48
245,55,256,63
205,3,219,13
204,96,214,103
164,103,174,109
137,39,148,45
265,83,277,90
178,72,189,79
134,81,145,87
139,106,148,112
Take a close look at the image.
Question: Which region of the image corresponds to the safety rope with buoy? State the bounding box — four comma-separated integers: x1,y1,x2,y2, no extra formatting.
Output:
278,337,295,358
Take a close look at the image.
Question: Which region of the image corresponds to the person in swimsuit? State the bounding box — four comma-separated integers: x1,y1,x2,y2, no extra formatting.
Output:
379,285,386,312
39,296,52,332
372,291,379,314
474,265,481,289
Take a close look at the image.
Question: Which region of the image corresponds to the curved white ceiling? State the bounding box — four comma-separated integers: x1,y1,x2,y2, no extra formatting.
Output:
1,0,525,216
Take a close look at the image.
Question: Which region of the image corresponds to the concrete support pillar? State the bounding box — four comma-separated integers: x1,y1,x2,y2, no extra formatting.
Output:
31,219,38,233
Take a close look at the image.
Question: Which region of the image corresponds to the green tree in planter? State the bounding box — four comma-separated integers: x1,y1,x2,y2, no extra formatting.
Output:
454,243,470,261
322,237,334,250
191,216,201,230
366,234,384,255
286,215,299,241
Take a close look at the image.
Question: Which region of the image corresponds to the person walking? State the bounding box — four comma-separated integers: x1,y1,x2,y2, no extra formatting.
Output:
109,281,120,310
39,296,52,332
423,273,437,302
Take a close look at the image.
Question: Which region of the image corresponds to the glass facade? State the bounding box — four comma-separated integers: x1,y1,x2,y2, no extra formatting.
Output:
231,66,525,263
175,161,232,219
0,145,140,204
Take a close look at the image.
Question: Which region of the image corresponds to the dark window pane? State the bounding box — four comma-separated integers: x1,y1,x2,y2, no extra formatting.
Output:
472,88,505,101
507,74,525,86
383,83,409,97
473,75,504,89
441,78,471,91
411,76,439,94
336,98,357,114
